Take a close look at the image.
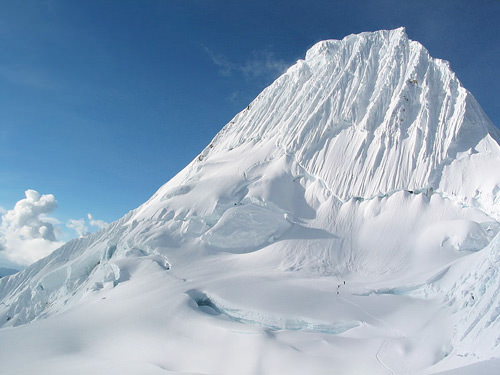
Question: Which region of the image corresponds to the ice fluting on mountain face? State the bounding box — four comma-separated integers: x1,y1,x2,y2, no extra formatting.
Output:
131,28,500,229
202,28,500,213
1,28,500,374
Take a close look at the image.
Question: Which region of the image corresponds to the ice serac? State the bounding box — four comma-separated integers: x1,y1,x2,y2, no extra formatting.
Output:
1,28,500,374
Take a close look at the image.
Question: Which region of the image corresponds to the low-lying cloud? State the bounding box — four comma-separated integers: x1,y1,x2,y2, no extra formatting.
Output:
0,190,109,268
0,190,64,266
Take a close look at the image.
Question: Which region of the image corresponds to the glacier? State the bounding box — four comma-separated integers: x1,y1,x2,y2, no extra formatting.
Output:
1,27,500,374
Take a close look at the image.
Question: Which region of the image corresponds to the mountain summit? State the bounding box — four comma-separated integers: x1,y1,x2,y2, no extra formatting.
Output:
1,28,500,374
209,27,500,206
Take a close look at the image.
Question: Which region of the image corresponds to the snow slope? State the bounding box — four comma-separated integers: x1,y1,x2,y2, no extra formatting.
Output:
1,28,500,374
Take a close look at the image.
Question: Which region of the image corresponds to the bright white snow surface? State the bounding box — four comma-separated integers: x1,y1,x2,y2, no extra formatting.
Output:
2,28,500,374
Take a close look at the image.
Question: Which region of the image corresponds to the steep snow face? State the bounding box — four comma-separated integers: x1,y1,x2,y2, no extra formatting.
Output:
1,28,500,375
133,27,500,228
202,28,500,214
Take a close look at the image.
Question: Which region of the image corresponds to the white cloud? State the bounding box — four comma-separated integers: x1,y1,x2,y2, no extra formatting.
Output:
203,46,289,81
0,190,64,266
0,190,111,268
239,50,289,79
66,213,108,238
203,46,234,76
66,218,88,238
87,213,108,231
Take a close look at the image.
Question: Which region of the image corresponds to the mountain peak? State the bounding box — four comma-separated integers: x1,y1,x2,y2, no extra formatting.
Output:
211,29,500,215
2,30,500,374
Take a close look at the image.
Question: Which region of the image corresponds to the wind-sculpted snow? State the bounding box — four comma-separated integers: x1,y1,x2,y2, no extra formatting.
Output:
1,28,500,374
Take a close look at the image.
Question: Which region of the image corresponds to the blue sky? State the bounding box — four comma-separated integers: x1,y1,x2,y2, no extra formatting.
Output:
1,0,499,266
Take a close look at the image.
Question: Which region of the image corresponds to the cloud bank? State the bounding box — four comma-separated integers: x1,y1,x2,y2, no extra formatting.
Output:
0,190,109,267
0,190,64,266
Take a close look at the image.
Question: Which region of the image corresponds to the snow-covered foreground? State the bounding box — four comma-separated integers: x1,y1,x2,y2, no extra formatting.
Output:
1,238,500,375
0,252,462,374
2,28,500,374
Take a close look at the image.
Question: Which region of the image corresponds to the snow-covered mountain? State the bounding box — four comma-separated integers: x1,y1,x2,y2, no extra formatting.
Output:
1,28,500,374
